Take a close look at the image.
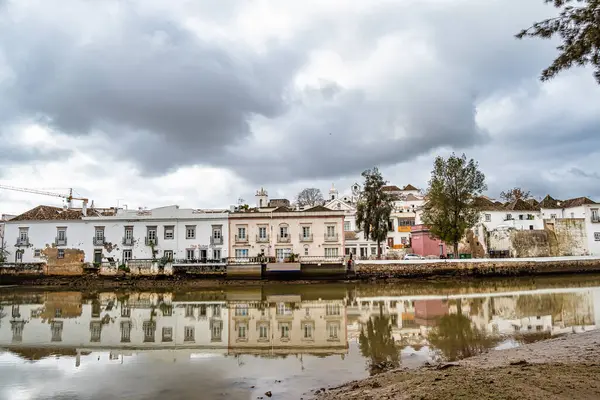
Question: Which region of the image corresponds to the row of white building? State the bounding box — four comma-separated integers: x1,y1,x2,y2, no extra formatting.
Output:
1,185,600,270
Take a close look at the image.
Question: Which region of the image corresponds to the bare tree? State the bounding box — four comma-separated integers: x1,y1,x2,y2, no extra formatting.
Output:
499,187,531,203
296,188,324,207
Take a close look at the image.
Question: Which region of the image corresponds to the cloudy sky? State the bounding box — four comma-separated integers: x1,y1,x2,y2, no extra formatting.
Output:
1,0,599,214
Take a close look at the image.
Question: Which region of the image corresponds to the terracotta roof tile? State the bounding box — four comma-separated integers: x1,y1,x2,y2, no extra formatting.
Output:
473,197,505,211
10,205,85,221
560,197,598,208
403,184,418,191
302,205,334,212
382,185,402,192
539,195,561,209
505,198,540,211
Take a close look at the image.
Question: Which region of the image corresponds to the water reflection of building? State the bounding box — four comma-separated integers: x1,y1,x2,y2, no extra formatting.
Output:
228,296,347,356
347,287,600,349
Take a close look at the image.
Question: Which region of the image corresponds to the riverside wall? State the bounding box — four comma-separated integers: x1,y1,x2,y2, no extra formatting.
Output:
354,256,600,278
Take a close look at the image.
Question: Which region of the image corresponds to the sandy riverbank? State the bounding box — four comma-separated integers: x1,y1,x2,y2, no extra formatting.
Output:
315,330,600,400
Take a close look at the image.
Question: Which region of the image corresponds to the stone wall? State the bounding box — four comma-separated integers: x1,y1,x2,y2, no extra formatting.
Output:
41,247,84,275
511,230,550,258
355,258,600,279
546,219,588,256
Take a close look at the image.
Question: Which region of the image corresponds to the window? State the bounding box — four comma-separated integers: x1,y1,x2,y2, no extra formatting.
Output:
238,323,248,340
506,214,512,220
276,248,291,261
326,225,336,237
570,212,575,218
34,249,41,257
51,321,63,342
237,227,246,239
594,232,600,241
15,250,23,262
211,320,223,341
327,322,340,340
326,304,341,316
280,323,290,339
519,215,524,220
125,227,133,239
18,227,29,241
388,219,394,231
57,228,66,241
304,246,309,256
371,247,377,255
163,250,173,261
185,305,194,317
90,321,102,342
57,249,65,259
592,209,599,221
213,228,222,239
184,326,195,342
529,225,534,230
235,305,249,316
550,214,557,219
259,324,269,340
121,305,131,318
164,226,174,240
235,249,249,258
344,221,351,231
277,303,292,316
186,225,196,239
401,237,408,245
186,249,195,260
162,327,173,342
325,248,339,257
212,304,221,317
279,226,288,238
213,249,221,260
120,321,131,343
95,228,104,240
258,226,267,239
302,226,311,238
122,250,132,262
303,323,314,340
11,321,25,342
143,321,156,342
147,226,157,242
199,305,207,317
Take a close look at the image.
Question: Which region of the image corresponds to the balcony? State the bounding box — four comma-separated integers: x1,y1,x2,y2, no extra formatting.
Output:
122,237,134,246
277,234,291,243
92,237,105,246
299,234,313,242
15,238,29,247
235,235,248,243
55,237,67,246
256,234,270,243
592,216,600,223
145,237,158,246
324,233,339,242
210,236,223,245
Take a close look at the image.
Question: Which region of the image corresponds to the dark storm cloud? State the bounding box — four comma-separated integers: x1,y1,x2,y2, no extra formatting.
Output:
0,0,598,188
0,0,306,175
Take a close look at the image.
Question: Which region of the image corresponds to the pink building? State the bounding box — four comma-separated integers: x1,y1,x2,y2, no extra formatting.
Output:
410,224,446,257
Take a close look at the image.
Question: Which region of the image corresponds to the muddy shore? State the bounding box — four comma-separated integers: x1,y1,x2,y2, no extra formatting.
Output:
315,330,600,400
3,272,600,292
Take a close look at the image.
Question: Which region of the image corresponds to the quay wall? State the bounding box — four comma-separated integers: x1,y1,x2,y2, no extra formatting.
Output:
354,256,600,278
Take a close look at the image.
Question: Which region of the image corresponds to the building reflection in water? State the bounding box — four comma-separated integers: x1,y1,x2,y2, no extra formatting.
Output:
0,286,599,368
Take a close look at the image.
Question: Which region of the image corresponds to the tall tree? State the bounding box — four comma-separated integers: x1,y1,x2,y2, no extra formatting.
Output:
516,0,600,83
359,304,400,375
295,188,324,207
499,187,532,202
356,168,393,258
421,153,486,257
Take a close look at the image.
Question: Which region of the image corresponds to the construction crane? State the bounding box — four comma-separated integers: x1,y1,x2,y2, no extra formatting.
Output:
0,184,90,215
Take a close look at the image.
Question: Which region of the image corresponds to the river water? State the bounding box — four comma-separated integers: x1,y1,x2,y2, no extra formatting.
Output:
1,275,599,400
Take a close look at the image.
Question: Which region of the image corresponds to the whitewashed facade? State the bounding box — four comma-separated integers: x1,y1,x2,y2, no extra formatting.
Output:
3,205,228,265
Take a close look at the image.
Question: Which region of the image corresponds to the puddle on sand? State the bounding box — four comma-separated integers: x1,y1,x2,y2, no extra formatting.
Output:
0,276,599,399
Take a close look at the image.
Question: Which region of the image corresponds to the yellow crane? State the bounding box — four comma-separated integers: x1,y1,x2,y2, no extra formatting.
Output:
0,184,90,215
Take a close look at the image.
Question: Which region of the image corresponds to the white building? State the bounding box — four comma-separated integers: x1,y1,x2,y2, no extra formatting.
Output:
385,185,425,250
323,184,381,258
3,204,228,268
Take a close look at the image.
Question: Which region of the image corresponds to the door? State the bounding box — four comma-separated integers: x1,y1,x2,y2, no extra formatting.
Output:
94,250,102,264
360,247,367,259
200,249,207,262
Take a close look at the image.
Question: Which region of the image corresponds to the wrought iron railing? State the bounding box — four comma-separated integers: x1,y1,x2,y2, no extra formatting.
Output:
324,233,339,242
256,235,270,243
55,237,67,246
299,234,313,242
277,234,291,243
145,237,158,246
122,237,134,246
210,236,223,245
235,235,248,243
92,237,105,246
